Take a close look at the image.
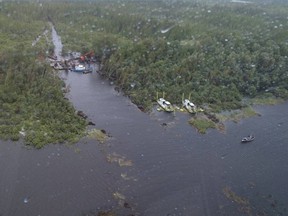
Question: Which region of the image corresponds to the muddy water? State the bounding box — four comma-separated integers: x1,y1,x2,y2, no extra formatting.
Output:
1,25,288,216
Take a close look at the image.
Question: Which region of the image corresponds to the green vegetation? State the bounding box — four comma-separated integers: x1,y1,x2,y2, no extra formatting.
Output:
189,116,216,134
46,0,288,112
1,0,288,144
0,2,87,148
87,129,108,144
0,53,87,148
216,106,260,123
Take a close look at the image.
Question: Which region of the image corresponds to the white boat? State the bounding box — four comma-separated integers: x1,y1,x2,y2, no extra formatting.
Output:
241,135,255,143
157,98,174,112
74,64,86,72
182,99,196,114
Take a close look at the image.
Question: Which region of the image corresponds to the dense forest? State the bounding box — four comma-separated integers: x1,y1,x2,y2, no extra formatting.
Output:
51,0,288,111
1,0,288,146
0,2,87,148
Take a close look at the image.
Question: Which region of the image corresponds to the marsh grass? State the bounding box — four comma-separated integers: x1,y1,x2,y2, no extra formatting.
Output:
251,96,284,105
188,115,216,134
87,129,108,144
217,106,260,123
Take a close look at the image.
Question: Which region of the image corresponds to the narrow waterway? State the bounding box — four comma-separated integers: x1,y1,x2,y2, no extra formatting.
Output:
0,25,288,216
61,70,288,216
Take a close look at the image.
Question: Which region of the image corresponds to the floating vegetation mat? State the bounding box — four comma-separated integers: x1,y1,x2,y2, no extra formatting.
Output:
221,186,287,216
106,153,133,167
222,186,252,215
121,173,137,181
87,129,108,144
97,211,116,216
113,191,126,204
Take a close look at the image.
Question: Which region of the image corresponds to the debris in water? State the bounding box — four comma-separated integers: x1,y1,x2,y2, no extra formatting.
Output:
220,153,228,159
222,186,254,215
223,186,249,205
107,153,133,167
121,173,137,181
123,202,132,209
113,192,126,206
97,211,116,216
113,192,125,201
23,197,30,204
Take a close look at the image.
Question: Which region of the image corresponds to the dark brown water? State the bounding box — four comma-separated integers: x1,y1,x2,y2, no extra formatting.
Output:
1,26,287,216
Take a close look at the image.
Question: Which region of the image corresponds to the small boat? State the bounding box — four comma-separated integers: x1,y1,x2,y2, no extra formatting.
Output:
73,64,86,72
182,99,196,114
157,98,174,112
241,135,255,143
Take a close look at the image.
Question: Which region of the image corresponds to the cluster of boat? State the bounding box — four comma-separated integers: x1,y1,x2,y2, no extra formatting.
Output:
157,96,256,143
48,52,94,74
157,97,202,114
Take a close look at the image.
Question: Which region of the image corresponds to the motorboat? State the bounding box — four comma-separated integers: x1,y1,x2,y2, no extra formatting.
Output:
73,64,86,72
157,98,174,112
241,135,255,143
182,99,196,114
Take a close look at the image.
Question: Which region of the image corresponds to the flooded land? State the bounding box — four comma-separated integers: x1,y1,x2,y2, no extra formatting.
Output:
1,1,288,216
1,27,287,214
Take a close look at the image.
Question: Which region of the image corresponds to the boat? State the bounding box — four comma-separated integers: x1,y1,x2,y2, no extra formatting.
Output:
157,98,174,112
73,64,86,72
241,135,255,143
182,99,196,114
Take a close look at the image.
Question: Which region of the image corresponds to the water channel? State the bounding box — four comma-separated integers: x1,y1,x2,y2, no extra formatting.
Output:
0,25,288,216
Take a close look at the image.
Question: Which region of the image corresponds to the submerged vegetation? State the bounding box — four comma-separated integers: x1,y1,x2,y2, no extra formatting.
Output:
1,0,288,145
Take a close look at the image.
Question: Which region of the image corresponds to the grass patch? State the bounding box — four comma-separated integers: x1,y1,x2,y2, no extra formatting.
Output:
188,115,216,134
251,96,284,105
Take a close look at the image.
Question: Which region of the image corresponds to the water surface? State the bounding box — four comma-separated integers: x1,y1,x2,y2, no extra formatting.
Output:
1,67,287,216
1,25,287,216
